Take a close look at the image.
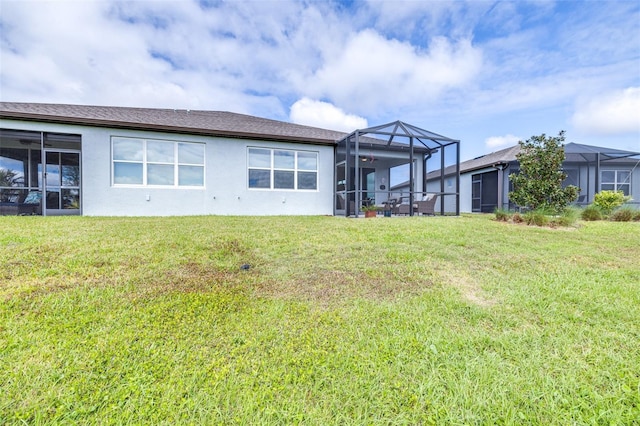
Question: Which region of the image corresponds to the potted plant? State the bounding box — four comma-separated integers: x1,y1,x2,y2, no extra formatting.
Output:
361,204,378,218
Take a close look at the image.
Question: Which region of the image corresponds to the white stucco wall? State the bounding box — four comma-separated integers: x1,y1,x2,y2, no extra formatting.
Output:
425,174,463,213
1,119,335,216
458,172,473,213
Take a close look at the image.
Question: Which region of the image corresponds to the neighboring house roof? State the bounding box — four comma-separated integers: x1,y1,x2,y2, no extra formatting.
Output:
458,144,521,173
0,102,346,145
422,144,521,181
426,142,640,180
563,142,640,162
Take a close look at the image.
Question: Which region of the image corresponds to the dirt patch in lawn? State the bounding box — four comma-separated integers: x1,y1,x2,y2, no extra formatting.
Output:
438,267,498,307
253,268,434,306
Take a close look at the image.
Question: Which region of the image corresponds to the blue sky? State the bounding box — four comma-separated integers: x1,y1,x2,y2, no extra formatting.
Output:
1,0,639,160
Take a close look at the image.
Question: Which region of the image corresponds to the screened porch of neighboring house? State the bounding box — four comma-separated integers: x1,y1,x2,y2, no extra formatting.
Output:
560,143,640,207
506,143,640,210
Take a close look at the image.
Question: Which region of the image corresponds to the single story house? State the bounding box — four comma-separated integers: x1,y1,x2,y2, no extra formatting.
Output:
0,102,459,217
425,142,640,213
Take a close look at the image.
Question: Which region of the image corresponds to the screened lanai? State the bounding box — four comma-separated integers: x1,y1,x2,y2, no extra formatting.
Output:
562,142,640,205
335,121,460,217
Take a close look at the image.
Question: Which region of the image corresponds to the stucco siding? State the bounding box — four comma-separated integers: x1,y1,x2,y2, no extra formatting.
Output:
1,118,334,216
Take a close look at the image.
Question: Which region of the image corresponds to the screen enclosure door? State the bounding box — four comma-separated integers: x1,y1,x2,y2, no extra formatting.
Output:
43,150,81,216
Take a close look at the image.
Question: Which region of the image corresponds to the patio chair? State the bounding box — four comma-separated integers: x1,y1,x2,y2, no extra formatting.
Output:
415,194,438,215
395,202,411,215
394,197,412,215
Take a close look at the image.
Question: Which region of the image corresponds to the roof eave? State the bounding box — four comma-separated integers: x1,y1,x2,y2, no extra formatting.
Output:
0,111,338,146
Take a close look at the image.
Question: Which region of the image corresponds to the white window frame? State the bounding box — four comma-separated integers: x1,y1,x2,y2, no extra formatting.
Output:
111,137,205,188
600,169,631,195
247,147,318,191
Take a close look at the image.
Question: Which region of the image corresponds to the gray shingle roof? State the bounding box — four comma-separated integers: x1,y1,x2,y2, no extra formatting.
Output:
0,102,347,145
458,144,521,172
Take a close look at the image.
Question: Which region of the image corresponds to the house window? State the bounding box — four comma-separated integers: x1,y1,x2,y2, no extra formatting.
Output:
112,137,204,187
248,148,317,190
601,170,630,196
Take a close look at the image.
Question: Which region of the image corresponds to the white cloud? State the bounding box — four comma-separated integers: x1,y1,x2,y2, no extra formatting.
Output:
571,87,640,135
300,30,483,115
485,134,522,148
290,98,367,132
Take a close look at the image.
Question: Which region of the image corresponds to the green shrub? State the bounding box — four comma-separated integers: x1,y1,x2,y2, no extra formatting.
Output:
609,207,636,222
512,212,524,223
524,209,550,226
555,206,580,227
635,210,640,222
581,205,604,221
508,131,580,212
593,190,631,215
494,208,511,222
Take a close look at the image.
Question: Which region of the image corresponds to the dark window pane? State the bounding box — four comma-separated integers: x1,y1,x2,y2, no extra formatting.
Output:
619,184,630,196
249,169,270,188
564,169,579,187
274,170,295,189
601,171,615,183
62,189,80,209
617,171,630,184
46,190,60,209
298,171,317,190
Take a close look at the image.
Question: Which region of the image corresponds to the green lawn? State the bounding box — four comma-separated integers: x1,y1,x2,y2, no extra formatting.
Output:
1,215,639,425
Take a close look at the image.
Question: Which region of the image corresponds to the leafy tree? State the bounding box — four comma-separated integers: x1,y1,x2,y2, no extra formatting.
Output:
508,131,579,212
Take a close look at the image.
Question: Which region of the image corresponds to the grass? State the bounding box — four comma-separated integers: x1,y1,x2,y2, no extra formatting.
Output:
1,214,639,424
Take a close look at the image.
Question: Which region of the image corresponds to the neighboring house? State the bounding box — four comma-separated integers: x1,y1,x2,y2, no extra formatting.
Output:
427,142,640,213
0,102,459,216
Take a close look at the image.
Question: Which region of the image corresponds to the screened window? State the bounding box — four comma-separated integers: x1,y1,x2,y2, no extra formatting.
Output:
248,148,318,190
112,137,204,187
564,169,579,188
601,170,631,196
